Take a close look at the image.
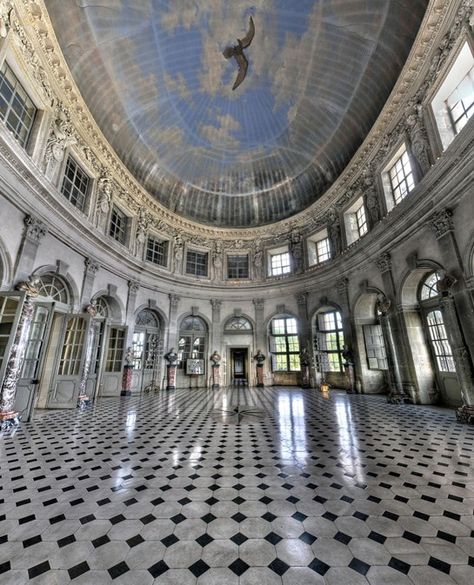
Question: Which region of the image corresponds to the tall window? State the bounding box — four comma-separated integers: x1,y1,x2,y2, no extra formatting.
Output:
105,327,125,372
186,250,208,277
109,205,128,245
58,317,86,376
388,147,415,205
146,237,168,266
178,316,207,369
308,230,331,266
227,255,249,279
419,272,455,373
61,156,90,212
270,250,291,276
446,65,474,134
431,42,474,150
355,203,368,237
269,316,300,372
0,62,36,148
314,310,345,373
344,197,368,245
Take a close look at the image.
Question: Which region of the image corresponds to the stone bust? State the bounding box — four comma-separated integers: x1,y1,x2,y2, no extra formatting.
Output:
210,351,221,366
253,350,266,366
164,348,178,365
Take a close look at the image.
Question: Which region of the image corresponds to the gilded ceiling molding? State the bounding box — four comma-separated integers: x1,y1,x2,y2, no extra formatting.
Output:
10,0,470,247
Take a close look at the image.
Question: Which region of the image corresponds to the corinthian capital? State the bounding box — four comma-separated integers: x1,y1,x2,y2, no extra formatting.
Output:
430,209,454,239
374,252,392,274
24,215,47,243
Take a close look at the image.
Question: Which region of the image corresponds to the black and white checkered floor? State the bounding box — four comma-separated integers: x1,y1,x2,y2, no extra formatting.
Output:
1,387,473,584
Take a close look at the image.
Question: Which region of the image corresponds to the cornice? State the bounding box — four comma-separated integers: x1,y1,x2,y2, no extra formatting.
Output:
9,0,467,244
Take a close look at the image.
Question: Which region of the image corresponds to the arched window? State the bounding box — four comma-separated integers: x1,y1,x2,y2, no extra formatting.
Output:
269,316,300,372
314,309,345,372
35,274,69,304
94,297,109,319
224,316,252,332
178,316,207,368
419,273,455,373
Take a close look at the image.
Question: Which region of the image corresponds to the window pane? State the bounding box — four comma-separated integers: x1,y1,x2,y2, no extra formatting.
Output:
0,62,36,147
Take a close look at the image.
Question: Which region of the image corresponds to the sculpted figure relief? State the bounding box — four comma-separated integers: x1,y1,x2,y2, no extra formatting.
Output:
0,1,13,38
45,105,77,166
406,103,431,175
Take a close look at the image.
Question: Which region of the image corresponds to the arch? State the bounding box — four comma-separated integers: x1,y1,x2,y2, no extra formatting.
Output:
263,309,299,333
0,234,12,290
462,231,474,279
134,303,168,330
399,261,443,308
223,314,254,333
177,311,212,333
309,300,344,324
92,290,125,323
31,265,80,308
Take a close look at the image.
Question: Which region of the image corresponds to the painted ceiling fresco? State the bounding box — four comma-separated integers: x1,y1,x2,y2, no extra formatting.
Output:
45,0,428,228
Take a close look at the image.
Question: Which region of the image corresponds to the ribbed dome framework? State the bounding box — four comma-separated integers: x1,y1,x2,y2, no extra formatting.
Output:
45,0,428,228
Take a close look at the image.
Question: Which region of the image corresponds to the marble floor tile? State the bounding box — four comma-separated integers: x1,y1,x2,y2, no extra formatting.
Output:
0,387,473,584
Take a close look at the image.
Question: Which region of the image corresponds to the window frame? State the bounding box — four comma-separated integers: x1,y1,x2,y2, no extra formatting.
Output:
146,235,169,267
227,254,250,279
313,309,345,373
307,229,331,267
344,196,368,245
268,246,291,277
60,155,91,212
186,249,209,278
109,204,129,246
430,40,474,152
269,316,300,373
0,60,37,149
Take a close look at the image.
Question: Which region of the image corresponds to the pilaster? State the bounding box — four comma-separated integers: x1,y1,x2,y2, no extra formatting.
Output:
14,215,48,282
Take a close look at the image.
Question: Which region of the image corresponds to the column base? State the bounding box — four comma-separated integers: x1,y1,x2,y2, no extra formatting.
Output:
212,384,220,390
77,395,91,409
121,390,132,397
256,383,264,388
456,405,474,424
0,411,20,431
166,385,176,391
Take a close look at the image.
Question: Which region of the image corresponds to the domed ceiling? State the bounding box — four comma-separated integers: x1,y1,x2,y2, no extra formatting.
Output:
44,0,428,228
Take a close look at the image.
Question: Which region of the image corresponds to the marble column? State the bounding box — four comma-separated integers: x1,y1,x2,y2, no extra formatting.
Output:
0,281,39,429
337,277,360,393
78,302,99,407
376,296,404,399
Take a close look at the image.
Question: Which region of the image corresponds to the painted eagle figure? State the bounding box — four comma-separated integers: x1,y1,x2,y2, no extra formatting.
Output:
222,16,255,91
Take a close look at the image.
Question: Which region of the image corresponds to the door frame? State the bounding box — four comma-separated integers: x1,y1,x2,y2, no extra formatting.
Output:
227,345,251,386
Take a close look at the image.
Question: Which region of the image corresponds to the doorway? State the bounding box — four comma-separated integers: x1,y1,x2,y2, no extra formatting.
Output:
230,348,248,386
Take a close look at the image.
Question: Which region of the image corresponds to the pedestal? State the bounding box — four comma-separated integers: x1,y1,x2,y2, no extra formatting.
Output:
121,364,133,396
345,364,355,394
256,364,264,387
167,364,177,390
212,364,220,390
